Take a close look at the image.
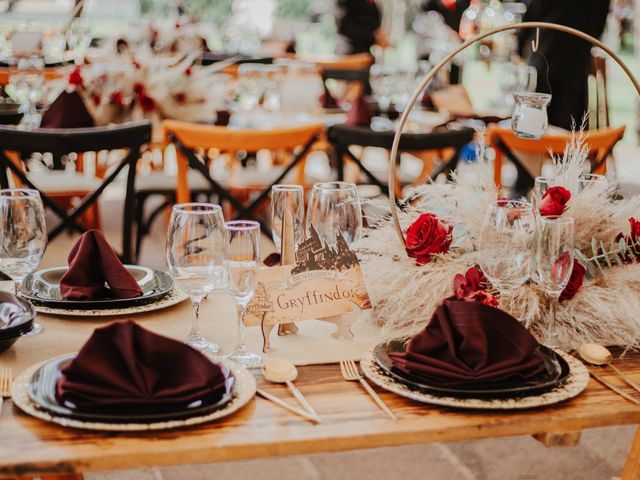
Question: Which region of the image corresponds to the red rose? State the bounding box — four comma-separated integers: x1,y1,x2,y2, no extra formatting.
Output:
133,82,145,96
470,290,499,307
138,93,156,112
68,67,83,87
539,186,571,217
173,91,187,104
629,217,640,242
453,266,484,300
559,260,585,303
111,91,124,106
405,213,452,265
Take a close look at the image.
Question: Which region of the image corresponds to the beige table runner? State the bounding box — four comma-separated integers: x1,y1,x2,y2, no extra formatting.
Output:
0,285,383,375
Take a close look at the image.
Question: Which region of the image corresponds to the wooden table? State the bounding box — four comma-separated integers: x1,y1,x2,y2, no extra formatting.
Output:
2,352,640,479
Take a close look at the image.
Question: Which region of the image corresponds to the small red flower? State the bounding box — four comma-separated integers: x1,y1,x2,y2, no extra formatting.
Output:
405,213,452,265
138,93,156,112
559,260,585,303
68,67,83,87
111,91,124,106
91,93,101,106
133,82,145,96
469,290,499,307
184,66,192,76
173,92,187,104
453,266,485,300
539,186,571,217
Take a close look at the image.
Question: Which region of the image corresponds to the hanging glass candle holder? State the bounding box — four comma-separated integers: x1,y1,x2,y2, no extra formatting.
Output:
511,91,551,139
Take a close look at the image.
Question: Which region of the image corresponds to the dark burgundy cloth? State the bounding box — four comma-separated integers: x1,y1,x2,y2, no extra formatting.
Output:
389,298,545,387
346,94,373,127
59,230,143,300
263,253,281,267
56,320,228,411
40,90,95,129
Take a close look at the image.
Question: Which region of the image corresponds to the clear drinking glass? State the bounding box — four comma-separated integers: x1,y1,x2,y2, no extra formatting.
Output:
511,92,551,140
477,200,537,304
0,189,47,335
166,203,227,355
271,184,304,253
306,182,363,247
533,176,555,207
536,216,575,348
225,220,261,367
10,56,45,130
577,173,607,192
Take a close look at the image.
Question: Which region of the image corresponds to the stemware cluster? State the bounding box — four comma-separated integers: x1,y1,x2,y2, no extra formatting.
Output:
477,182,582,347
167,181,363,367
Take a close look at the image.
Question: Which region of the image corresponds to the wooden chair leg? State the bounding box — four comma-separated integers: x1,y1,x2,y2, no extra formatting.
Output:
621,425,640,480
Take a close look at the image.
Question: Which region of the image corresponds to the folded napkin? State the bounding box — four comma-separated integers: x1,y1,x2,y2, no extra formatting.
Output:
59,230,143,300
40,90,95,129
389,298,545,387
346,94,373,127
319,79,339,109
263,252,281,267
56,320,228,411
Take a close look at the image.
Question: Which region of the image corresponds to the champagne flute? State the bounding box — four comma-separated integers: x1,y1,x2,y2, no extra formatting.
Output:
477,200,537,306
0,189,47,335
533,176,554,207
225,220,261,367
306,182,363,247
271,184,304,253
166,203,227,354
536,216,575,348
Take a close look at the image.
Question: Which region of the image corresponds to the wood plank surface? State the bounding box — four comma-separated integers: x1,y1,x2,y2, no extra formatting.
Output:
1,353,640,478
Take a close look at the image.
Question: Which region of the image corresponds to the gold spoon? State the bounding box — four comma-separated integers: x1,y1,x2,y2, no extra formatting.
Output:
579,343,640,404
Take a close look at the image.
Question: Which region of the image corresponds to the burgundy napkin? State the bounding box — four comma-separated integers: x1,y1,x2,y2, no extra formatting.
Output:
40,90,95,129
389,298,545,387
56,320,228,411
263,252,281,267
319,80,339,109
59,230,143,300
346,94,373,127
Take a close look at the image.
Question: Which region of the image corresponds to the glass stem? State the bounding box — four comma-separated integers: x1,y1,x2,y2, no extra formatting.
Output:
545,293,561,348
235,302,247,352
190,299,201,337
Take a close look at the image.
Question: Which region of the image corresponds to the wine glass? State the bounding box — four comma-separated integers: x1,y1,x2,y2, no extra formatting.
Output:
0,189,47,335
166,203,227,354
306,182,363,247
225,220,261,367
536,216,575,348
11,56,45,130
271,184,304,253
477,200,537,305
577,173,607,192
533,176,555,207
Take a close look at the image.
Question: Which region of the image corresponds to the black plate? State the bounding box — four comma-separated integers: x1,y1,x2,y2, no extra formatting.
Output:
20,265,174,309
28,354,236,423
0,290,36,334
373,339,569,398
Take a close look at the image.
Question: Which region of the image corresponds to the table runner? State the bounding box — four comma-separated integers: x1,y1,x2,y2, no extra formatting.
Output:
0,283,383,375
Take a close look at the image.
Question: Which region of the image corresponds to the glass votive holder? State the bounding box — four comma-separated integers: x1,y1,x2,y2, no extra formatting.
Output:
511,92,552,140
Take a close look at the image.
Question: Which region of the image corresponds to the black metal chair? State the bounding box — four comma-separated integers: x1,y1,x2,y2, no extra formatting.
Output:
0,121,151,263
327,124,475,196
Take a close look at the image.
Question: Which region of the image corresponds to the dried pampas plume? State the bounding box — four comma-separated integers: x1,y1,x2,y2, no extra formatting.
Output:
356,126,640,349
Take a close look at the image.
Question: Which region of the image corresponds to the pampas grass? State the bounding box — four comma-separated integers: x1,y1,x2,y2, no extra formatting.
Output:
356,128,640,349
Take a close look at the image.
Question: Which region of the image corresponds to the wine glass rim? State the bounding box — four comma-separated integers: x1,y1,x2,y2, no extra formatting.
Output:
225,220,260,231
0,188,41,198
172,202,222,214
272,184,303,191
313,181,357,191
540,215,575,224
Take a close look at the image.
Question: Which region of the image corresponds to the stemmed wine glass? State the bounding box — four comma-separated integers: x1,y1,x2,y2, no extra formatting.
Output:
477,200,537,306
166,203,227,354
9,56,45,130
225,220,261,367
271,184,304,253
533,176,554,207
0,189,47,335
306,182,363,247
536,216,575,348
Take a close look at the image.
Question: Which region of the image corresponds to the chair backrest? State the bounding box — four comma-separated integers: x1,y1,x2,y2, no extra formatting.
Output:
0,67,65,86
307,53,373,71
161,120,324,203
321,68,370,83
0,121,152,262
589,48,609,129
487,125,626,188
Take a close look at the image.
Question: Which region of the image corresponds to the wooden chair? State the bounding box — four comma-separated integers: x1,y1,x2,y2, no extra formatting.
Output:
161,120,323,235
488,126,626,195
0,67,65,86
0,121,151,263
327,124,475,197
304,53,373,71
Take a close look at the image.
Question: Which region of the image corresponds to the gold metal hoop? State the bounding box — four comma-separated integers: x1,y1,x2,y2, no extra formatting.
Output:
388,21,640,246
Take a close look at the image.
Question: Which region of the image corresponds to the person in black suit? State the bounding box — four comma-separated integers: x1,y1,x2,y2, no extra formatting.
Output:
518,0,611,130
335,0,388,55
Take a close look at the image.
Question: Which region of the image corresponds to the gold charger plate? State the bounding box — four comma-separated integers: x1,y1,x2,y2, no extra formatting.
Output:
360,349,589,410
12,356,257,431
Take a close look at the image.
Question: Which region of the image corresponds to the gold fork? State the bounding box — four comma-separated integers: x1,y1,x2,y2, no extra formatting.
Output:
0,367,12,415
340,359,397,420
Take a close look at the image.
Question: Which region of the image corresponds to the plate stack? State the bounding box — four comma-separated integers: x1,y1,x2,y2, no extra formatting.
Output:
0,291,35,352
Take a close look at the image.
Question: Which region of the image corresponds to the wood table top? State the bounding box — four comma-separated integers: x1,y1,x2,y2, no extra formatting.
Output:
1,351,640,478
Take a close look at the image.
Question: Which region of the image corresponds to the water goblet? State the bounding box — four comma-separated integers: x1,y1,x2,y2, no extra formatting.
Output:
225,220,261,367
271,184,304,253
0,189,47,335
306,182,363,247
536,216,575,348
166,203,227,354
